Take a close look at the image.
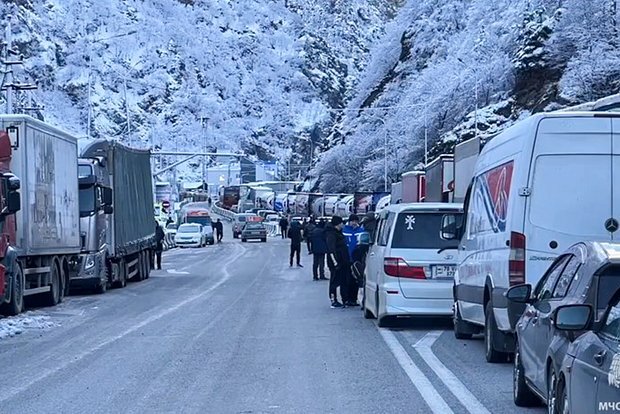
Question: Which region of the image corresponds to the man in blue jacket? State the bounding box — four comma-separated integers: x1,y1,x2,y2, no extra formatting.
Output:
309,220,329,281
342,214,364,306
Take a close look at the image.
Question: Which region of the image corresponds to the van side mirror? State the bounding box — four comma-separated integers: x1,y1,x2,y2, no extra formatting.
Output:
506,284,533,304
554,304,591,331
0,175,20,215
441,214,458,240
101,187,113,206
103,205,114,215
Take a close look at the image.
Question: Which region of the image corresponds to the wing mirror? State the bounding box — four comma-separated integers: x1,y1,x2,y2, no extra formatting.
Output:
103,205,114,215
506,284,533,304
554,304,592,331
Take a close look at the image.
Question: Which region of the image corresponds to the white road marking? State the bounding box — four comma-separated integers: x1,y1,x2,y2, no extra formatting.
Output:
378,329,454,414
166,269,190,275
0,245,246,404
413,331,491,414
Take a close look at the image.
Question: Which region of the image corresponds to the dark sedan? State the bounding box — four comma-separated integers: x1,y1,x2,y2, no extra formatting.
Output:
241,222,267,242
555,295,620,414
507,241,620,411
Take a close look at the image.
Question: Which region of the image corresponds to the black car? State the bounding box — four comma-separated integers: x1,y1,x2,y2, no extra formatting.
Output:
556,290,620,414
507,241,620,410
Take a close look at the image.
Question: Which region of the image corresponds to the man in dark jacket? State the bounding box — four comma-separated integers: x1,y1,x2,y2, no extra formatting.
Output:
279,217,289,239
304,216,317,254
214,218,224,243
288,220,303,268
325,216,349,308
309,221,328,281
154,222,165,270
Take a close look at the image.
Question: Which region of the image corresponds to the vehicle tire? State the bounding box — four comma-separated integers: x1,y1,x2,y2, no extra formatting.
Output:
242,238,247,242
261,238,267,243
513,340,539,406
113,260,127,288
95,278,107,294
43,261,61,307
485,302,507,363
363,287,375,319
144,251,151,279
547,366,559,414
556,376,569,414
0,263,24,316
454,302,473,340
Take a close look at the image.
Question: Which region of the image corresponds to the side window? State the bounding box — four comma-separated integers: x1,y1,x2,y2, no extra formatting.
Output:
601,301,620,341
374,219,385,245
551,256,581,299
533,255,570,301
378,213,395,247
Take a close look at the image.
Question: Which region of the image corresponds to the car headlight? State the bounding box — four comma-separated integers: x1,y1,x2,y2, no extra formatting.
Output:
84,255,96,270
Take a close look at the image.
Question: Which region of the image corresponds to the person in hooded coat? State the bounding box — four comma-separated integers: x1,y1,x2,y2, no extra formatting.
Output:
325,216,349,308
309,220,328,281
288,219,303,268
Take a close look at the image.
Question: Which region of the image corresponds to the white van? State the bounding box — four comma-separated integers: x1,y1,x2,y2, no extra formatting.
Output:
364,203,463,326
453,112,620,362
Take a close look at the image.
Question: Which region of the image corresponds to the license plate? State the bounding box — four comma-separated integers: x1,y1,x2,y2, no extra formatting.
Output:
433,265,456,278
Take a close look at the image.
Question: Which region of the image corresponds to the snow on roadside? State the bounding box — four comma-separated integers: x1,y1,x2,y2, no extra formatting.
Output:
0,312,58,340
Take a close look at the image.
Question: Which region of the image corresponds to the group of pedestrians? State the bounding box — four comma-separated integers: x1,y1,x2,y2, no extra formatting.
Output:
282,213,369,308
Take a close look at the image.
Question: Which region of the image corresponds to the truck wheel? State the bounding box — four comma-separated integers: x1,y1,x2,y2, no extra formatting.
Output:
143,251,151,279
95,279,107,294
43,262,61,307
113,260,127,288
0,263,24,316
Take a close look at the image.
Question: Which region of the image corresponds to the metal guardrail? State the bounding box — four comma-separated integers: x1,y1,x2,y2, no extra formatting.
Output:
264,222,280,237
211,203,235,221
162,232,176,251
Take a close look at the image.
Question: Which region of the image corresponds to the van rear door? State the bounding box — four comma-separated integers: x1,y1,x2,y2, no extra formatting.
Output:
610,118,620,240
526,116,612,284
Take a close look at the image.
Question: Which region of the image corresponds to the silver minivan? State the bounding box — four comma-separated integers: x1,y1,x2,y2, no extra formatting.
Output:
363,203,463,327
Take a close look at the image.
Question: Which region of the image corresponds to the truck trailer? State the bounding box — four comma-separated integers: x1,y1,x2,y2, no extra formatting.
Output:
401,171,426,203
425,155,454,203
0,115,81,314
72,140,155,292
453,137,482,203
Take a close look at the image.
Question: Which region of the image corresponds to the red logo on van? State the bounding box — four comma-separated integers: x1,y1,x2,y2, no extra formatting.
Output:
477,161,514,232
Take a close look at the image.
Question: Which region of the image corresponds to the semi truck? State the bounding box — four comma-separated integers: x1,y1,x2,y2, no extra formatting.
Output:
0,115,81,314
453,137,482,203
401,171,426,203
72,140,155,293
425,155,454,202
390,182,403,204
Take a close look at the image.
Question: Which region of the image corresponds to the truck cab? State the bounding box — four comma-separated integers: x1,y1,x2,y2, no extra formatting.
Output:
74,158,113,292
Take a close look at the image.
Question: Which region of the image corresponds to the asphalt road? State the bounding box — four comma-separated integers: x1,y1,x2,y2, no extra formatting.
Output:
0,226,547,414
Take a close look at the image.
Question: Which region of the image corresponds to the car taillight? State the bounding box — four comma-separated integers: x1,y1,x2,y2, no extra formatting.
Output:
509,231,526,286
384,258,426,279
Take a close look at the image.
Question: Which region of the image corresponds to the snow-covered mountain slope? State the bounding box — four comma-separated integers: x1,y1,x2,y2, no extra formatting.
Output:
0,0,400,169
314,0,620,192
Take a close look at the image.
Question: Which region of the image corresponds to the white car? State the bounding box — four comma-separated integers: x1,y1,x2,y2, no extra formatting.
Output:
175,223,206,248
453,112,620,362
363,203,463,327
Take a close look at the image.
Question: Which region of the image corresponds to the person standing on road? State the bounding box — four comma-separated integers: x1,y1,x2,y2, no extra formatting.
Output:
214,218,224,243
154,222,165,270
325,216,349,308
309,220,328,281
279,216,289,239
304,216,317,254
288,219,303,268
342,214,364,306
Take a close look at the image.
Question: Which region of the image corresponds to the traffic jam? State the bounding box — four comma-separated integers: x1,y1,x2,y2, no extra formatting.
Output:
211,107,620,413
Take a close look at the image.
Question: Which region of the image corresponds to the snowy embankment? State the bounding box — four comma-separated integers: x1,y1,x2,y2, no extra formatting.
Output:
0,312,58,340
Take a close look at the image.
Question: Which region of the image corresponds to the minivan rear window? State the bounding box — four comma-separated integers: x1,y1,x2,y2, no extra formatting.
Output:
391,212,463,249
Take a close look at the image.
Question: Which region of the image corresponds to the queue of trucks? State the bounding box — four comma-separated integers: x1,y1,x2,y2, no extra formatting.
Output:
0,115,156,316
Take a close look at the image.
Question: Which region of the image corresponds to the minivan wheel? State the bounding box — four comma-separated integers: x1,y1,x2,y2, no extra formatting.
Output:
363,286,374,319
557,376,568,414
513,340,539,406
484,302,506,363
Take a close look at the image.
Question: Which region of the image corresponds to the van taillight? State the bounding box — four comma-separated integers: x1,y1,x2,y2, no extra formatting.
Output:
509,231,526,286
384,258,426,279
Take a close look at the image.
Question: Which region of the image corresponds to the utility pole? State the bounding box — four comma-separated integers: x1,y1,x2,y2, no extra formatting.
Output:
124,78,131,145
1,16,38,115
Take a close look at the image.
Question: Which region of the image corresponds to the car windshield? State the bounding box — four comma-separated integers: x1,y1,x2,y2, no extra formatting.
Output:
245,223,264,230
391,212,463,249
178,225,201,234
79,187,96,216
